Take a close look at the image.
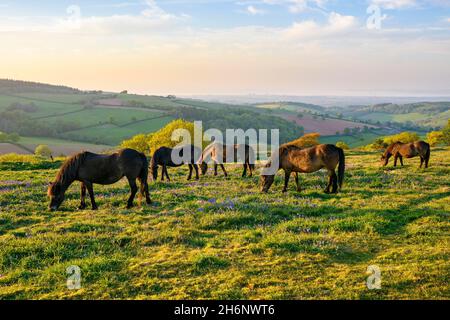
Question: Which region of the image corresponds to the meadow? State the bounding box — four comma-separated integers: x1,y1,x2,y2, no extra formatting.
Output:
0,148,448,300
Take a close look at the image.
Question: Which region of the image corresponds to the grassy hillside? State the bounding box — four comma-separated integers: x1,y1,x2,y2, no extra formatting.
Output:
254,103,379,137
0,148,448,299
337,102,450,129
0,80,305,149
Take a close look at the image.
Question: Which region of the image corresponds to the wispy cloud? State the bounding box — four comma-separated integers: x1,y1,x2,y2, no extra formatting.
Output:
371,0,418,9
245,5,266,15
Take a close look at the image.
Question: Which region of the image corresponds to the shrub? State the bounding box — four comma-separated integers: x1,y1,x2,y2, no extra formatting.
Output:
427,131,444,147
120,133,153,154
149,119,199,155
284,133,320,148
120,120,200,155
442,120,450,146
383,132,419,145
35,145,53,158
336,141,350,150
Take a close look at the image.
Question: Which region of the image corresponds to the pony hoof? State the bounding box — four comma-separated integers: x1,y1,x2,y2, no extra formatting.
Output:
78,205,86,210
92,206,99,211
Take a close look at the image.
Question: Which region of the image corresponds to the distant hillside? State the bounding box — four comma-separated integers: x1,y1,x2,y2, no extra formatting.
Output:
0,79,83,94
0,79,305,151
337,102,450,129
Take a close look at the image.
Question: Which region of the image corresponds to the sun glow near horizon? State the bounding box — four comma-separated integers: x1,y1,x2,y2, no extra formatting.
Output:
1,0,449,96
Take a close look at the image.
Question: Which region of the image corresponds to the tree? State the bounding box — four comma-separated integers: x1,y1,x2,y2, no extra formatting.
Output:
148,119,200,154
426,131,444,147
336,141,350,150
441,120,450,146
0,132,20,143
119,120,200,156
383,132,419,145
35,145,52,158
120,133,152,154
284,133,320,148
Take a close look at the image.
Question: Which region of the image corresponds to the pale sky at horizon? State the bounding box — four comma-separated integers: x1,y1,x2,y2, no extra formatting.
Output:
0,0,449,96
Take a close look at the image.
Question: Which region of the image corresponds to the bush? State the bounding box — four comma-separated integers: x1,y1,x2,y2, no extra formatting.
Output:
383,132,419,145
120,133,153,154
120,120,200,155
0,153,38,163
442,120,450,146
284,133,320,148
149,119,199,155
35,145,53,158
336,141,350,150
427,131,444,147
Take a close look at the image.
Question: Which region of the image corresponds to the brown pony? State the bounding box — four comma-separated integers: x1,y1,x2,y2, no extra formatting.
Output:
260,144,345,194
150,145,201,181
47,149,151,211
381,141,430,168
199,143,256,177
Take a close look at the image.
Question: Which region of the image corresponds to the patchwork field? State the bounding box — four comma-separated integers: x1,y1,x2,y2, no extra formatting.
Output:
0,148,448,299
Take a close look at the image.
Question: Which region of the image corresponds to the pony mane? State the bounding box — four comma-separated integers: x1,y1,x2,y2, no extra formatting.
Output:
55,152,88,185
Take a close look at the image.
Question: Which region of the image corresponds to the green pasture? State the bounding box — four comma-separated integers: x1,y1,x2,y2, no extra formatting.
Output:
0,148,448,299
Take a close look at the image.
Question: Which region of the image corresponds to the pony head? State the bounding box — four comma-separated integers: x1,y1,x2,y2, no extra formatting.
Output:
260,162,275,193
47,182,65,211
200,162,208,175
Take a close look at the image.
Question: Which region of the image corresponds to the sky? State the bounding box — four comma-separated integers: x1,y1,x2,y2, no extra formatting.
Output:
0,0,449,96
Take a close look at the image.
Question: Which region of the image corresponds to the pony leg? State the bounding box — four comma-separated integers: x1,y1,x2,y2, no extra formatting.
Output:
138,177,152,205
400,156,404,166
164,165,171,182
193,164,199,180
126,178,138,209
242,163,247,177
425,153,430,168
85,182,98,210
295,173,301,192
248,163,253,177
331,171,338,194
394,155,398,167
419,157,424,168
220,164,228,177
79,182,87,210
214,163,218,176
187,164,193,180
282,170,291,193
161,167,165,181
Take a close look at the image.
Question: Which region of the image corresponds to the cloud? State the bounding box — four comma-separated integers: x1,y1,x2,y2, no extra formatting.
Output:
283,12,358,39
262,0,328,13
0,0,188,34
370,0,418,9
246,5,266,15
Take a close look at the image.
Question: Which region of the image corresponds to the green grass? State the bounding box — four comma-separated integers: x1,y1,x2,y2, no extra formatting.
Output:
0,148,449,299
62,116,175,145
320,131,385,148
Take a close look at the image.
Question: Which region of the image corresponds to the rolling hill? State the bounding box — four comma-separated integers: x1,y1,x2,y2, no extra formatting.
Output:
0,80,306,154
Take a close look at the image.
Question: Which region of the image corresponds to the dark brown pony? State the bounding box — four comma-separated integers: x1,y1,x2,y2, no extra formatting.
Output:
260,144,345,194
199,143,256,177
150,145,201,181
381,141,430,168
47,149,151,211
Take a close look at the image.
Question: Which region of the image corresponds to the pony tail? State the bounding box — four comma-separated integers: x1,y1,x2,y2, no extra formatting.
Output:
337,147,345,190
139,152,150,182
425,143,431,165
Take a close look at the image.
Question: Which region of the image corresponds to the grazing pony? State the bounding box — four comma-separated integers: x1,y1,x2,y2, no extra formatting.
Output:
47,149,151,211
260,144,345,194
381,141,430,168
198,143,256,177
150,145,201,181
